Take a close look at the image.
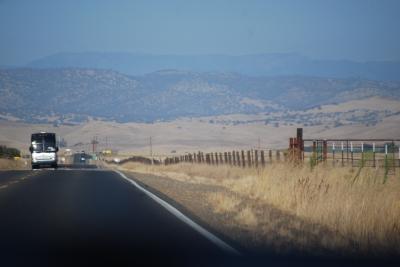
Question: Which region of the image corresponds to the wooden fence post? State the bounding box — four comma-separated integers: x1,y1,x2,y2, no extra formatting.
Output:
215,152,219,165
297,128,303,162
247,150,251,167
232,151,236,166
261,150,265,167
373,143,376,168
255,150,259,168
351,142,353,167
361,143,364,168
289,137,294,160
241,150,245,168
276,150,280,161
341,142,344,167
392,141,396,172
323,140,328,162
312,141,316,164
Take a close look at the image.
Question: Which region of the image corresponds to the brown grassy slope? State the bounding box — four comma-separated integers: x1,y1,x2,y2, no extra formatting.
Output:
118,162,400,256
0,158,29,170
1,96,400,155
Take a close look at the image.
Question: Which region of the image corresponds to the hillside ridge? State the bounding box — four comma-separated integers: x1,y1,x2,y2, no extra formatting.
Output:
1,67,399,123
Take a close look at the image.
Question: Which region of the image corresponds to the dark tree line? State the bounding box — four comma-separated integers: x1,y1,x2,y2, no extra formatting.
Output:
0,145,21,158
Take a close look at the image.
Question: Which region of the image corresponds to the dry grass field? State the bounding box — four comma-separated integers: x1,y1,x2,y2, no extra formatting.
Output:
0,158,29,170
1,96,399,155
117,161,400,257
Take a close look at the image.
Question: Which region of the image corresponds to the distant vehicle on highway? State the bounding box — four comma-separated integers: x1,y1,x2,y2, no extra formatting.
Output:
80,153,86,163
64,148,72,156
29,132,59,169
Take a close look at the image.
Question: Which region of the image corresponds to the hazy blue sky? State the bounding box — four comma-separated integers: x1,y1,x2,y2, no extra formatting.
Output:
0,0,399,65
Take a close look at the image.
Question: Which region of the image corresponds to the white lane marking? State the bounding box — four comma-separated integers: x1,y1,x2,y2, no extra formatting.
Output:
115,170,240,255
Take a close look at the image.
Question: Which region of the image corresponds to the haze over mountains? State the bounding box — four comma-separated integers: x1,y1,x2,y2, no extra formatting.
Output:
27,52,400,81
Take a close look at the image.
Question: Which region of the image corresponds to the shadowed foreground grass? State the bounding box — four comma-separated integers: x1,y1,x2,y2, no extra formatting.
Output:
118,161,400,257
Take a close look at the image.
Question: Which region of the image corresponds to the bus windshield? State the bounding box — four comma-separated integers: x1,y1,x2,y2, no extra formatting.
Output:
31,134,56,152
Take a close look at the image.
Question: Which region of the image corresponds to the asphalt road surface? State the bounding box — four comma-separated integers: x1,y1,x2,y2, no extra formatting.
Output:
0,166,238,266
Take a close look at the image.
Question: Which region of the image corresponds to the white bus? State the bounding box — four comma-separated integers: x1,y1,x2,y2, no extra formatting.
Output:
29,132,59,169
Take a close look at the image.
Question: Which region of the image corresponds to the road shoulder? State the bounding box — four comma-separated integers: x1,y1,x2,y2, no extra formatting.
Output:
117,169,352,260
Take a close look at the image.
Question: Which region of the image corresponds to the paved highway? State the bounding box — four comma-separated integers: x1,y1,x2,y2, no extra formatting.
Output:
0,165,237,266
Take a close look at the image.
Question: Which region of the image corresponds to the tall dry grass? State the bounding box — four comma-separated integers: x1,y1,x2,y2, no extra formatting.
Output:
119,161,400,255
227,164,400,255
0,158,29,170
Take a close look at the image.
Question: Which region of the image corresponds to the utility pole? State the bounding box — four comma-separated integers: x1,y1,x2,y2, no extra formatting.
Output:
149,136,153,165
91,136,98,154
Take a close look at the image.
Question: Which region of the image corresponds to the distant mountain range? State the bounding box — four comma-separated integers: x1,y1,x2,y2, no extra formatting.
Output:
1,68,399,123
26,52,400,81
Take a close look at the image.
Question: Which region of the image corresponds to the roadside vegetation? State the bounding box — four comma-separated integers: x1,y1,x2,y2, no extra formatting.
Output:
0,158,27,170
0,145,21,158
116,161,400,257
0,146,27,170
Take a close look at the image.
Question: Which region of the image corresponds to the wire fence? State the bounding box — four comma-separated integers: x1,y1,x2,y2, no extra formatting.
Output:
163,149,284,167
104,128,400,172
302,139,400,169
